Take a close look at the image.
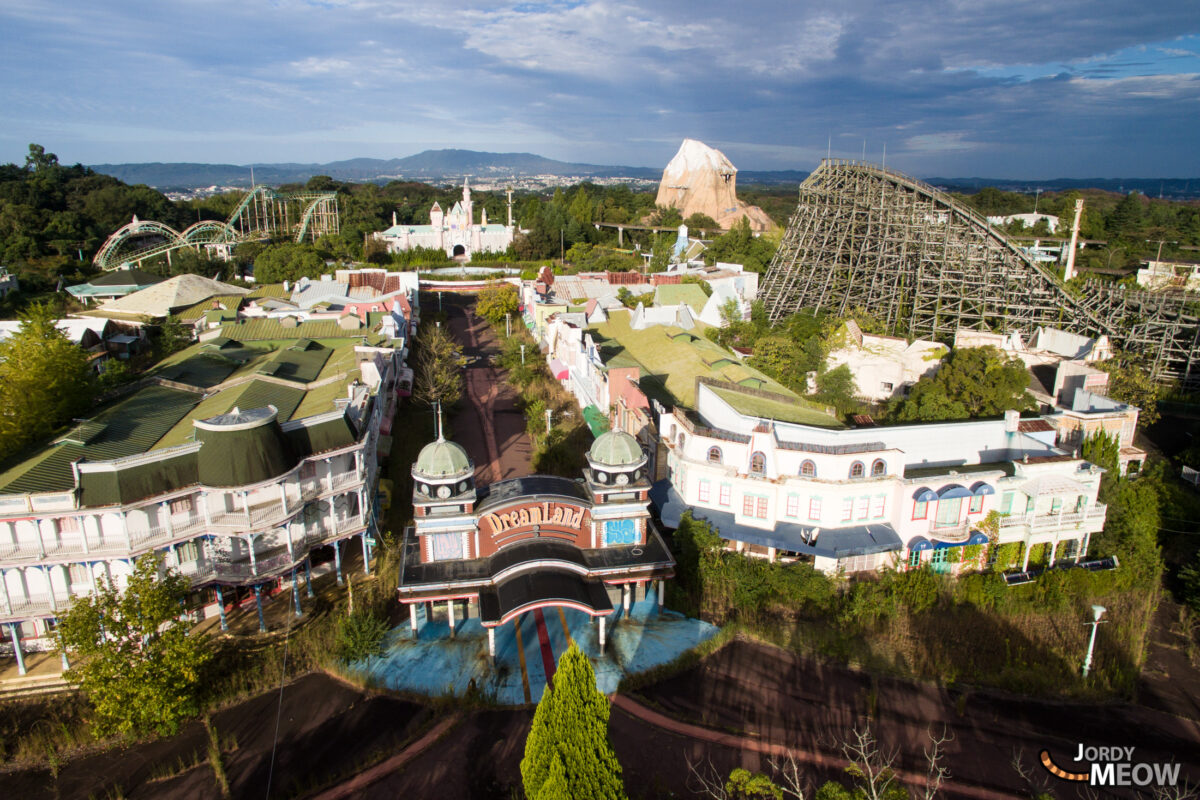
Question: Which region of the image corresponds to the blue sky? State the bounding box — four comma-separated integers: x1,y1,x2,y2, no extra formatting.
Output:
2,0,1198,178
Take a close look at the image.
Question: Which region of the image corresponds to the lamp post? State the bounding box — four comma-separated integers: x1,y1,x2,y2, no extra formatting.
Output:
506,312,511,338
1082,605,1107,678
520,344,526,365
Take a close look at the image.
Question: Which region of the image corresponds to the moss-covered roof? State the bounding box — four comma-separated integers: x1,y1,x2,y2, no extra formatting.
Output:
709,385,844,429
589,310,792,410
220,318,387,342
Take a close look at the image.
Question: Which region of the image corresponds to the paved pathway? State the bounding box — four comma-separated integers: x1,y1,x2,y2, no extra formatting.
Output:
310,712,462,800
610,694,1020,800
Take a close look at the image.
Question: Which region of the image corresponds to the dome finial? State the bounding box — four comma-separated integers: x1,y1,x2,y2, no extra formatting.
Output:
435,400,445,442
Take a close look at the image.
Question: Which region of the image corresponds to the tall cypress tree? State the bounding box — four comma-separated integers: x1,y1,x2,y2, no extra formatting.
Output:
521,642,626,800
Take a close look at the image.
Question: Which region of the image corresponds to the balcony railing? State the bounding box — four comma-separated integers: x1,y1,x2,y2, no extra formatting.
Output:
0,592,75,622
928,522,971,543
999,505,1107,533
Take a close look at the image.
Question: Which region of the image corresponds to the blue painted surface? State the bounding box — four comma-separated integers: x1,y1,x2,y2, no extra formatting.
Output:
355,588,718,706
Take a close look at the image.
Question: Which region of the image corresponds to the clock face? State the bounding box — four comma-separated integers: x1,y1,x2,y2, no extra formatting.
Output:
437,485,452,499
596,471,609,484
458,481,468,494
615,473,630,485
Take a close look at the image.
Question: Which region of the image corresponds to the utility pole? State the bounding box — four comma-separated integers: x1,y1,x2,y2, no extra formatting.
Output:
505,312,511,338
520,344,526,365
545,407,553,435
1063,198,1084,281
1082,605,1107,678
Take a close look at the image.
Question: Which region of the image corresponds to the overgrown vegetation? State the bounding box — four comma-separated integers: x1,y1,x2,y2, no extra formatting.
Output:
667,447,1166,698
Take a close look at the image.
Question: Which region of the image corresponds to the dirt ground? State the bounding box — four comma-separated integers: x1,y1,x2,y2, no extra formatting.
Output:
634,637,1200,799
5,673,431,799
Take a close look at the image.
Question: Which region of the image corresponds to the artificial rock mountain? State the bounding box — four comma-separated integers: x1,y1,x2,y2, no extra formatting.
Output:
654,139,774,232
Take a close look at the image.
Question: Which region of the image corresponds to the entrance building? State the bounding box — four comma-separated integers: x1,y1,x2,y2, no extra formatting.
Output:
398,430,675,658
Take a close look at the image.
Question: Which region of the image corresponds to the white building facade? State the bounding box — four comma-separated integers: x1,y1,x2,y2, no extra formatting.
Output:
652,381,1107,576
373,181,515,261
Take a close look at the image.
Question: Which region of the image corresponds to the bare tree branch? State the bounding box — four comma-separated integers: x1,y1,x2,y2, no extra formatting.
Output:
920,725,953,800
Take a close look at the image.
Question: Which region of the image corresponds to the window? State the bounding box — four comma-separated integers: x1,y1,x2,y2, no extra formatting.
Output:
800,460,816,477
1060,539,1078,560
57,516,80,533
750,451,766,476
882,382,894,392
849,461,865,478
169,496,194,514
808,497,822,521
1000,491,1014,515
742,495,768,519
908,549,922,568
698,479,711,503
841,498,854,522
913,500,928,520
934,497,962,528
871,495,886,518
707,446,723,464
871,459,886,477
677,432,686,448
968,495,984,514
177,541,199,562
719,483,731,507
855,496,870,520
68,563,90,586
786,495,800,518
931,548,948,566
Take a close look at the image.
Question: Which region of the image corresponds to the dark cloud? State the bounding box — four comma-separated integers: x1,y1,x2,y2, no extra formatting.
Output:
0,0,1197,176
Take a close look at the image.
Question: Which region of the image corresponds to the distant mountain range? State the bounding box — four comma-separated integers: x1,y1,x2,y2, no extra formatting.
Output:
87,149,1199,198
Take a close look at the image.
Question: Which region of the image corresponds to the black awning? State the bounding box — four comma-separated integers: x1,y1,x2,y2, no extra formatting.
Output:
479,570,613,626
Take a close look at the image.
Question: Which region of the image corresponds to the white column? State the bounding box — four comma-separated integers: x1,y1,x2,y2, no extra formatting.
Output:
622,584,631,614
242,492,252,526
328,499,339,536
120,511,131,550
1021,536,1031,571
34,521,46,559
161,502,175,538
487,626,496,659
278,483,289,516
1,570,12,614
409,603,418,633
247,535,258,576
657,579,665,608
447,599,456,638
325,458,334,492
200,493,212,527
1048,535,1059,567
77,517,89,555
598,616,607,655
767,546,776,563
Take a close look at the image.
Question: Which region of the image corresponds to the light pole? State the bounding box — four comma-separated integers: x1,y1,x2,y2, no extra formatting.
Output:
506,312,511,338
438,291,443,312
1082,605,1107,678
520,344,525,365
545,407,553,434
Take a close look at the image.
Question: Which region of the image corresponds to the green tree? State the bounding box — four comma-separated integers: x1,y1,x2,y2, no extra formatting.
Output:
252,242,326,283
25,143,59,172
1093,351,1159,426
815,364,857,410
412,324,463,409
521,642,626,800
57,553,211,739
475,283,520,325
1082,429,1120,477
725,768,784,799
157,314,193,358
0,302,95,462
890,346,1033,422
684,212,720,231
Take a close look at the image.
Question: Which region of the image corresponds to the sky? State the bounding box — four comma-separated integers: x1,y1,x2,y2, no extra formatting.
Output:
2,0,1199,179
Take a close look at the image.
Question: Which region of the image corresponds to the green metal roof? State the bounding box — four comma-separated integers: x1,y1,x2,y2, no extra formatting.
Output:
413,439,472,478
0,386,201,495
284,414,359,456
220,318,386,342
79,450,199,507
653,284,709,313
196,415,298,487
588,430,643,467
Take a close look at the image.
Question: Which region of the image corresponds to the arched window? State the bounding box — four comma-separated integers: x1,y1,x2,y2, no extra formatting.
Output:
800,460,816,477
707,446,723,464
871,459,887,477
849,461,865,479
677,432,686,449
749,451,766,476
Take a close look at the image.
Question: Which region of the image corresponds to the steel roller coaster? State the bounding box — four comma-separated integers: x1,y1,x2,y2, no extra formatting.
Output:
93,186,340,271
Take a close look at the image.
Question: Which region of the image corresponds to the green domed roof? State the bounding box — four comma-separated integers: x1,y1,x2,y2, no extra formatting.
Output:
413,438,472,478
588,431,644,467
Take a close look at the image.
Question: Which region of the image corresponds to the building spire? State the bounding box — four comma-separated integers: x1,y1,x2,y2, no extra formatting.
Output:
435,400,444,442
